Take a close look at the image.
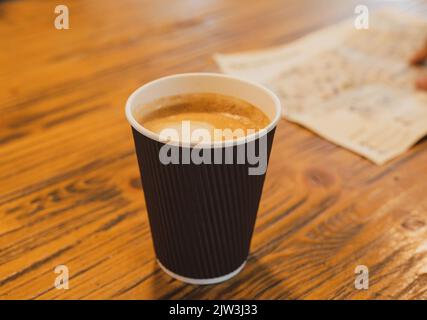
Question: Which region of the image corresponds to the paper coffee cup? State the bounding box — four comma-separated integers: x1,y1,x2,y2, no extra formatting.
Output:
125,73,281,284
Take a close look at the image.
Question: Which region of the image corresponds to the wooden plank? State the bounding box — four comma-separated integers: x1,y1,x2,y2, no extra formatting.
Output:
1,0,427,299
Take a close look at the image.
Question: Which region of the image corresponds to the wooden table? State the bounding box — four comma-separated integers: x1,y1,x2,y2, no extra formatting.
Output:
1,0,427,300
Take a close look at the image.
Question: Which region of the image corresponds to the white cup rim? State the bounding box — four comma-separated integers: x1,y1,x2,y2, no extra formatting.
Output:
125,72,281,148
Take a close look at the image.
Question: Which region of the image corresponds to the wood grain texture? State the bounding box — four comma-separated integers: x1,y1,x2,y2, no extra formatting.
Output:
1,0,427,300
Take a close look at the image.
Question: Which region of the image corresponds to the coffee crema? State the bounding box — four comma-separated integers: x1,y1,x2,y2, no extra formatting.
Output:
137,93,270,142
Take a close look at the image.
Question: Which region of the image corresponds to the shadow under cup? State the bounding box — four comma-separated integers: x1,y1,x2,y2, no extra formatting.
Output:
126,73,281,284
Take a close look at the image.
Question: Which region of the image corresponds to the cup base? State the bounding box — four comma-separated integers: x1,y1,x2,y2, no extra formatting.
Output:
157,259,246,285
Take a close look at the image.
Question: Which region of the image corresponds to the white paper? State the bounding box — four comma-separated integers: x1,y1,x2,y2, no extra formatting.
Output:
214,9,427,164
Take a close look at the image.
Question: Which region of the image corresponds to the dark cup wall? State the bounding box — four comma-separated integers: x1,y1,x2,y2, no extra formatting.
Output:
132,127,276,279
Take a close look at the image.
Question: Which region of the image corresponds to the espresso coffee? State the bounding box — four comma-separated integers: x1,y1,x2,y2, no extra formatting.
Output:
137,93,270,142
127,73,281,284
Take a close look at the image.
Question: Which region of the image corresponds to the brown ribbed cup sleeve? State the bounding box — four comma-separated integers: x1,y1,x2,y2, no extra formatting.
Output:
131,128,276,279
